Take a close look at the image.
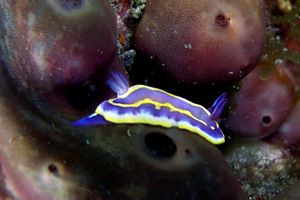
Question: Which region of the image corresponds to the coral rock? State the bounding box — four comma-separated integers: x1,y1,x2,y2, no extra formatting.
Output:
134,0,265,84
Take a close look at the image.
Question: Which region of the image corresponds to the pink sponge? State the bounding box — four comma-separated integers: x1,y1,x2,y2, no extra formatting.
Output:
134,0,266,84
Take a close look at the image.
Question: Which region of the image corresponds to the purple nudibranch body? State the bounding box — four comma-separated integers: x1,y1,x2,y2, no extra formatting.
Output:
73,73,227,145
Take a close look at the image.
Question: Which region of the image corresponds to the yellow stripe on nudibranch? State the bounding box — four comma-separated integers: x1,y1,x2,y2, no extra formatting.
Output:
103,98,208,126
95,108,224,144
114,85,212,116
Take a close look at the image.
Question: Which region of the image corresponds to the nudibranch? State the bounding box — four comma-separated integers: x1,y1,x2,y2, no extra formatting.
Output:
73,73,227,145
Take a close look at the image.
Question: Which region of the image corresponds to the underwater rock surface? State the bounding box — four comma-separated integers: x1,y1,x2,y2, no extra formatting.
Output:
0,79,246,199
273,180,300,200
0,0,128,114
134,0,265,84
226,64,296,139
0,0,300,199
0,0,118,88
224,140,300,200
268,97,300,147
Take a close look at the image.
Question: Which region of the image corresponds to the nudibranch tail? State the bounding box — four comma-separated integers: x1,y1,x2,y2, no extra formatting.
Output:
72,113,110,126
106,71,129,95
208,93,228,119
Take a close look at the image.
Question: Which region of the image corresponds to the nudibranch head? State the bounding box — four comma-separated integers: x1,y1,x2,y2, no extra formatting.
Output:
73,73,227,145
